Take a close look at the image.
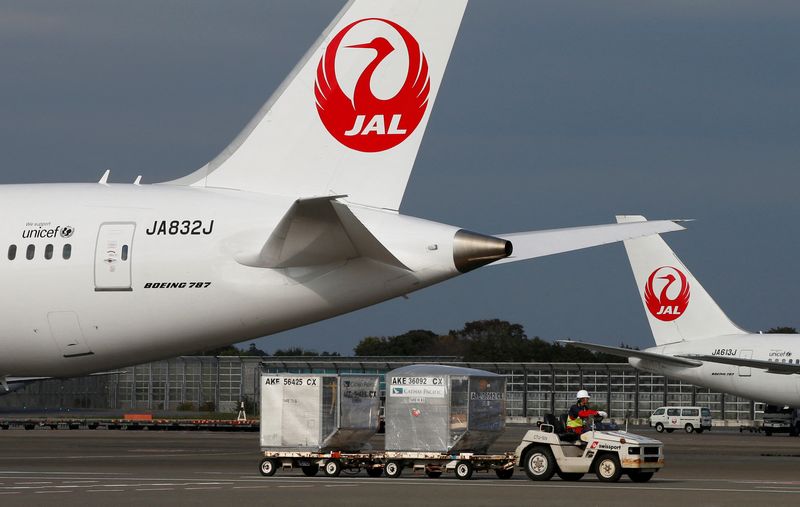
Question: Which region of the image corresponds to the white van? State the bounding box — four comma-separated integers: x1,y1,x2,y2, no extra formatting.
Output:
650,406,712,434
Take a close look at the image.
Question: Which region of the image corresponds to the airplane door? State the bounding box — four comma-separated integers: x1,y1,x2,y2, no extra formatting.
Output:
738,349,753,377
47,311,93,358
95,222,135,291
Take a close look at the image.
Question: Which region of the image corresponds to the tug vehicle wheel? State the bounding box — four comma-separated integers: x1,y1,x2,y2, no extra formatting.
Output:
556,471,584,481
595,454,623,482
524,446,556,481
628,471,654,483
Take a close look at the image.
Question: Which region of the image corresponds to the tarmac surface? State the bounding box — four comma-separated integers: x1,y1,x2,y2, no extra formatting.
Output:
0,425,799,506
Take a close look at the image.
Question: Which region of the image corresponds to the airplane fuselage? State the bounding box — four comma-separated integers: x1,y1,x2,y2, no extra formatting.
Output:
0,183,461,377
632,334,800,406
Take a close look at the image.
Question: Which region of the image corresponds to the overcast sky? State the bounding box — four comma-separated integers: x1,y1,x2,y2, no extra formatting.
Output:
2,1,799,354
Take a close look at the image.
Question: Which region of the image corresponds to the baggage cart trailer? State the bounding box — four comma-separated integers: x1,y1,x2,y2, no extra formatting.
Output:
259,450,516,480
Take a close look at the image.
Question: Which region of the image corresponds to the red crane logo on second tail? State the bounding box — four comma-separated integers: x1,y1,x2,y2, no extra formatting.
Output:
314,18,430,152
645,266,690,321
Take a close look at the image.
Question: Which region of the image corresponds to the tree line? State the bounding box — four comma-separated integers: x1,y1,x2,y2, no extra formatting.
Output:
204,321,797,362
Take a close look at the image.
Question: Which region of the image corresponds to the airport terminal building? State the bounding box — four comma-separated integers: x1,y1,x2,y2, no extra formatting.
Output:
0,356,764,424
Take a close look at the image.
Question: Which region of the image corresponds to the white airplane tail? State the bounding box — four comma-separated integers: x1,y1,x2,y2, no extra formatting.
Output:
168,0,468,211
617,215,745,345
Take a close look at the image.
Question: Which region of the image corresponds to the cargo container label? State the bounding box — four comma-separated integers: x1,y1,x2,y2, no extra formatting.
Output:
389,385,445,398
262,377,318,387
390,376,444,386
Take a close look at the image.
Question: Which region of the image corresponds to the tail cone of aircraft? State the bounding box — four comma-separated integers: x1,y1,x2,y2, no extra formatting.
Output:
452,230,513,273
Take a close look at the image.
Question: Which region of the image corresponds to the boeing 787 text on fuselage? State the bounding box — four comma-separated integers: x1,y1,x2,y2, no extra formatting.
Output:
0,1,681,389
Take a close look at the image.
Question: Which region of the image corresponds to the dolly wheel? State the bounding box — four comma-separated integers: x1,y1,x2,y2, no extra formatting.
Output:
323,459,342,477
425,469,443,479
384,461,403,478
259,458,278,477
455,461,474,480
366,467,383,478
301,464,319,477
495,468,514,480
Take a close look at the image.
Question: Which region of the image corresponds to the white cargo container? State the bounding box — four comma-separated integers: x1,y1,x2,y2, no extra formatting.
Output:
260,373,380,452
385,364,506,453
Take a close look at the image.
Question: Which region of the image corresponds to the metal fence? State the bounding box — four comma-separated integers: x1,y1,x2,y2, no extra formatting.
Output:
0,356,762,422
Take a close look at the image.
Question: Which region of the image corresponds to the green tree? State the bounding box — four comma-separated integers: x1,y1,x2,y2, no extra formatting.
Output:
451,319,531,362
354,329,439,356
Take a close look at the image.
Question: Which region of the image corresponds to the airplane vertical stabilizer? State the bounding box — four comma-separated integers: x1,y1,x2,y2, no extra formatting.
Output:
166,0,468,211
617,215,745,345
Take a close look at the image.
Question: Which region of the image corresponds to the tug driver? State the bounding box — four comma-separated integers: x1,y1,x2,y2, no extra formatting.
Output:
566,389,607,434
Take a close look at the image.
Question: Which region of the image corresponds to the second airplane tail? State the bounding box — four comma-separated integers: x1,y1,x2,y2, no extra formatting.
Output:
617,215,745,345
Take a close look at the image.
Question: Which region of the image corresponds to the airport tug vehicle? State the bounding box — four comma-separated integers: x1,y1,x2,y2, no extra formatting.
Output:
515,416,664,482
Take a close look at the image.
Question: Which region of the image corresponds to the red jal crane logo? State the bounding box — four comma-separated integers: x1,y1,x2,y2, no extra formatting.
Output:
314,18,430,152
644,266,690,322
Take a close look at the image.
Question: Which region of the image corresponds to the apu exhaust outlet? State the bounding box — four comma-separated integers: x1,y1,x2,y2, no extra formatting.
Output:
452,229,513,273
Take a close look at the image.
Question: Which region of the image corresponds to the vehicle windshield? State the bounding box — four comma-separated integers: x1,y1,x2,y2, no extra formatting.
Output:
701,408,711,417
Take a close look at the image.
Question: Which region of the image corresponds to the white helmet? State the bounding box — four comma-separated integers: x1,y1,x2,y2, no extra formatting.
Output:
576,389,590,399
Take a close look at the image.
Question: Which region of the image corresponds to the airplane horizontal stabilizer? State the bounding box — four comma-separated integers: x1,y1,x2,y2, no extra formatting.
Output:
492,219,685,264
679,354,800,375
559,340,702,367
237,196,408,270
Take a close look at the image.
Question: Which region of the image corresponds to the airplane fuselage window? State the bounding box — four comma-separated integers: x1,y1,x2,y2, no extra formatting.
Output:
44,244,53,260
63,244,72,260
7,245,16,260
25,244,34,260
121,244,129,261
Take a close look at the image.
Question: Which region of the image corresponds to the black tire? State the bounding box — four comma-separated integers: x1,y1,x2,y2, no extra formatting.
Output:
628,471,654,483
556,471,584,481
455,461,474,480
259,458,278,477
425,469,443,479
523,446,556,481
595,454,623,482
764,429,772,436
384,460,403,478
301,464,319,477
323,459,342,477
366,467,383,478
495,468,514,480
665,429,674,433
684,423,694,434
655,422,664,433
